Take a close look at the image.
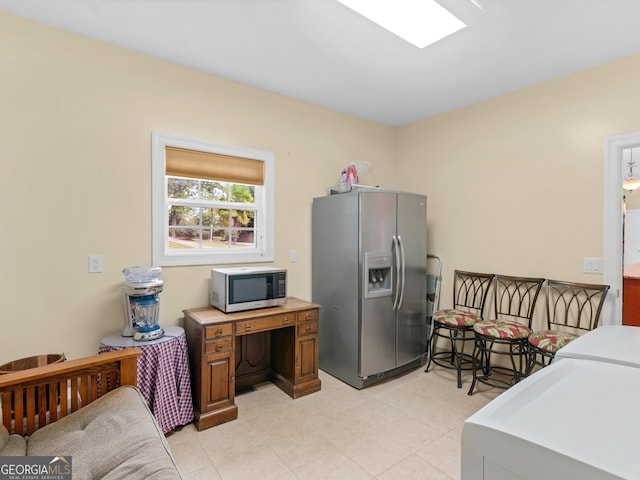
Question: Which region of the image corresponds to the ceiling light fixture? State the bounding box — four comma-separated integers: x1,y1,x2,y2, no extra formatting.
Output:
623,148,640,191
336,0,467,49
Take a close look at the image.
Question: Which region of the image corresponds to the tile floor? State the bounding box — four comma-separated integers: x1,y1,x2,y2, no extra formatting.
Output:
166,366,501,480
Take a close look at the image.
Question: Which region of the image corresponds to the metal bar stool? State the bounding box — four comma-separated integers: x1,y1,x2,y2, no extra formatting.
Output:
527,280,609,374
425,270,494,388
468,275,545,395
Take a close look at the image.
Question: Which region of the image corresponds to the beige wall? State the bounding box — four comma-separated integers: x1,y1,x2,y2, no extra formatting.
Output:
625,192,640,210
3,10,640,364
397,53,640,308
0,12,395,363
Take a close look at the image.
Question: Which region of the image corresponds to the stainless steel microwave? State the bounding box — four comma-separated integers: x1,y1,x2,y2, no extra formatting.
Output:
210,267,287,313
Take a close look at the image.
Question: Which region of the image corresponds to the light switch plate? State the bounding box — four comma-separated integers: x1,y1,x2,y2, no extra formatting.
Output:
583,257,602,274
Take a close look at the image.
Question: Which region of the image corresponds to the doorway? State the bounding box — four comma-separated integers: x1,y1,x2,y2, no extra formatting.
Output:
604,132,640,325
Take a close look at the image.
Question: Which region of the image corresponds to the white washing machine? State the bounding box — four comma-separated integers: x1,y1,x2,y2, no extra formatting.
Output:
554,325,640,367
462,357,640,480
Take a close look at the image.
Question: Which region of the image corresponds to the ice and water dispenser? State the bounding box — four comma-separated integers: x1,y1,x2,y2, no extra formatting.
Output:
364,252,393,298
122,266,165,341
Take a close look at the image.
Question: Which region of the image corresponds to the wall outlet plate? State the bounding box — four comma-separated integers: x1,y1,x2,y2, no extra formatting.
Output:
88,255,103,273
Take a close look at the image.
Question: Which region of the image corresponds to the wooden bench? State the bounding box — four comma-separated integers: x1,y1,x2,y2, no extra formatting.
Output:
0,348,141,435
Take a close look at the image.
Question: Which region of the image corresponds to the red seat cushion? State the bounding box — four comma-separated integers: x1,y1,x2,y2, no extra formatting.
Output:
473,319,531,340
433,309,480,327
529,330,578,353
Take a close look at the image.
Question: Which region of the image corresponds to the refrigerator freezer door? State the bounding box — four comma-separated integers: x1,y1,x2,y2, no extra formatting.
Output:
312,193,361,386
360,191,397,378
396,193,427,367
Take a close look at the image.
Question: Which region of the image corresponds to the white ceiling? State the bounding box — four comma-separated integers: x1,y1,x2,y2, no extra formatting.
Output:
3,0,640,126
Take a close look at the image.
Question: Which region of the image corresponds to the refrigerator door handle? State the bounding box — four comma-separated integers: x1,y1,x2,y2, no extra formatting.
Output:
392,235,401,310
397,235,406,309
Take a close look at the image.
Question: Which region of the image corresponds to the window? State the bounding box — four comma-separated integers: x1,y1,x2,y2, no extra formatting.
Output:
152,132,274,266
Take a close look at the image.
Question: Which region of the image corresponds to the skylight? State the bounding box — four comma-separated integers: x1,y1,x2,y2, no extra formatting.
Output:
337,0,468,49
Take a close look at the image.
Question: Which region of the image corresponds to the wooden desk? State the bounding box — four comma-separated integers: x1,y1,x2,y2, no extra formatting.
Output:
183,298,321,431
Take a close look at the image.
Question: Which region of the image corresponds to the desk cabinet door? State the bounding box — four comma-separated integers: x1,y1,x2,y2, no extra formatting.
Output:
204,351,234,411
295,310,319,384
295,334,318,383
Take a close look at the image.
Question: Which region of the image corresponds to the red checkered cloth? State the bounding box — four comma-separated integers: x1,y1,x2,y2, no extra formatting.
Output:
99,326,194,434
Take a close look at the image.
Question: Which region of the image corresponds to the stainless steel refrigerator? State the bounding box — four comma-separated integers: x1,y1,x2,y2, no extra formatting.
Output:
312,189,427,389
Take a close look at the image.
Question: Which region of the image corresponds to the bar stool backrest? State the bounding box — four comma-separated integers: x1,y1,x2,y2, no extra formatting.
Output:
546,280,610,334
493,275,546,327
453,270,495,319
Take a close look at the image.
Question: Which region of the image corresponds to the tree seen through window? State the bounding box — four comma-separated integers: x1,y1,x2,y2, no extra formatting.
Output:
167,177,256,250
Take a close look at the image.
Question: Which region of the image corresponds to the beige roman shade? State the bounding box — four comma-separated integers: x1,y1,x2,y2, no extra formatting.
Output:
165,146,265,186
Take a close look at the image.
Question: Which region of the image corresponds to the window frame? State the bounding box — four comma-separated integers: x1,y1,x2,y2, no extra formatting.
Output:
152,132,275,266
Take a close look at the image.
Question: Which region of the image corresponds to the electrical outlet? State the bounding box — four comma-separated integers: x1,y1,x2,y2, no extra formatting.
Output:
88,255,103,273
290,250,297,263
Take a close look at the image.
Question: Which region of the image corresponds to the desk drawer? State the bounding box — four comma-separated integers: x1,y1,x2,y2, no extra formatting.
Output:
237,314,294,334
205,324,233,339
297,321,318,336
205,337,233,353
297,310,318,323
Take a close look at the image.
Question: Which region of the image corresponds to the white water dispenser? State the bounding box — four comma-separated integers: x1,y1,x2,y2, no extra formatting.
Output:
122,266,164,341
